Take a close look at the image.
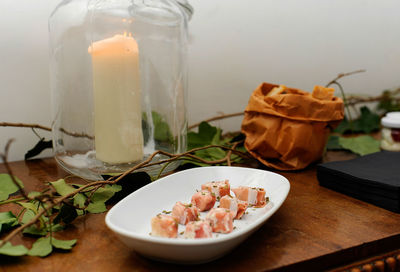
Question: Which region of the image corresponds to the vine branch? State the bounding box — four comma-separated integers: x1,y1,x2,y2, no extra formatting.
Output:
346,88,400,106
0,122,93,139
325,69,367,130
0,140,252,248
188,112,244,130
325,69,366,88
0,122,51,132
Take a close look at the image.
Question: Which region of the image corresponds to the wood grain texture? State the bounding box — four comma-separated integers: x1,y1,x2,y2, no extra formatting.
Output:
1,154,400,271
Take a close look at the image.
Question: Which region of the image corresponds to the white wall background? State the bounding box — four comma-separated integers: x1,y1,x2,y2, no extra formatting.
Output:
0,0,399,161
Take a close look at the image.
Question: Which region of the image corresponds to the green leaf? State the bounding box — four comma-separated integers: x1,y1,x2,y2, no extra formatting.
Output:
72,193,86,216
23,221,64,236
82,185,121,214
85,201,106,214
333,118,350,134
210,126,228,146
20,209,49,237
20,210,35,227
73,193,86,208
353,106,380,133
23,225,47,236
0,211,18,233
27,191,42,198
28,237,52,257
51,238,76,250
152,111,173,142
188,122,219,150
185,122,248,166
24,236,76,257
25,236,76,257
17,202,39,213
338,135,380,156
334,107,380,134
50,223,65,232
142,111,173,144
186,122,224,165
90,185,121,203
0,241,28,256
50,179,75,196
0,174,24,201
53,204,78,225
21,209,35,224
326,135,342,150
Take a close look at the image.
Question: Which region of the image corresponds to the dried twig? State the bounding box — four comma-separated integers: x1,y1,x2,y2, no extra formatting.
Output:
59,128,93,140
325,69,367,130
0,122,93,139
325,69,366,88
188,112,244,130
346,88,400,106
0,122,51,132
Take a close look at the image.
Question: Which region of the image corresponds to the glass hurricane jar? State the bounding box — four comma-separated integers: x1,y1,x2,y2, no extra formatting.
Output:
49,0,192,180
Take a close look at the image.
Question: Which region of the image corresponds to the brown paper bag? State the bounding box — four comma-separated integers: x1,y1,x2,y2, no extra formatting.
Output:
241,83,344,170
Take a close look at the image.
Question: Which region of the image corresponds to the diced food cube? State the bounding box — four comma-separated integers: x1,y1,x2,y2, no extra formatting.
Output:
201,180,230,199
236,200,249,219
232,186,266,208
191,190,216,211
184,220,213,239
151,214,178,238
219,195,248,219
172,201,199,225
206,208,234,234
219,195,237,218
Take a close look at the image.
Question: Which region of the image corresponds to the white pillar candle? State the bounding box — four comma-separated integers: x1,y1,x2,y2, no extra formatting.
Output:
89,34,143,164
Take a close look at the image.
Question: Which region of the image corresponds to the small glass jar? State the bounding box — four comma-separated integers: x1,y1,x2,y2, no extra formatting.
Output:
49,0,192,180
381,112,400,151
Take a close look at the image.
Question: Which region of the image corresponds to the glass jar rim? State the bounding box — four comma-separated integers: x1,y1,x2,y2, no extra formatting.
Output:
176,0,193,20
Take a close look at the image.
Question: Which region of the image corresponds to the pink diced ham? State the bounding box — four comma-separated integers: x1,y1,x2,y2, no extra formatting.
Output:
236,200,249,219
184,220,213,239
206,208,234,234
191,190,216,211
151,214,178,238
232,186,266,208
219,195,248,219
201,180,230,199
172,201,199,225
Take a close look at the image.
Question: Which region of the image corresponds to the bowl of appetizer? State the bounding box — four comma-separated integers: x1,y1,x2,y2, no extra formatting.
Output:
105,166,290,264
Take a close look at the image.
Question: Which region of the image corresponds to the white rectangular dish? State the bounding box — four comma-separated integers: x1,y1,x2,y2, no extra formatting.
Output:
105,166,290,264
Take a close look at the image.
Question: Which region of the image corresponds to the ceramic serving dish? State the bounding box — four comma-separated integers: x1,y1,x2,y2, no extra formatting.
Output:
105,166,290,264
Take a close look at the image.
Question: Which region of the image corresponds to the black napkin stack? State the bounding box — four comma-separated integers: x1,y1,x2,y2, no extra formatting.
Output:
317,151,400,213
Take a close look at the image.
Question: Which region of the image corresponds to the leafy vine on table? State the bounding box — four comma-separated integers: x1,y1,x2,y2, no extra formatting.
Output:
1,70,399,257
0,125,252,257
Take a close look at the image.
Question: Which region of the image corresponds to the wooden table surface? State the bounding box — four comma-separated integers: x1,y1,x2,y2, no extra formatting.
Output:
1,153,400,272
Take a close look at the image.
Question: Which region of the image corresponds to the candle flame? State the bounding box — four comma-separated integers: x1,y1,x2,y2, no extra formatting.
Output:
122,18,133,24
